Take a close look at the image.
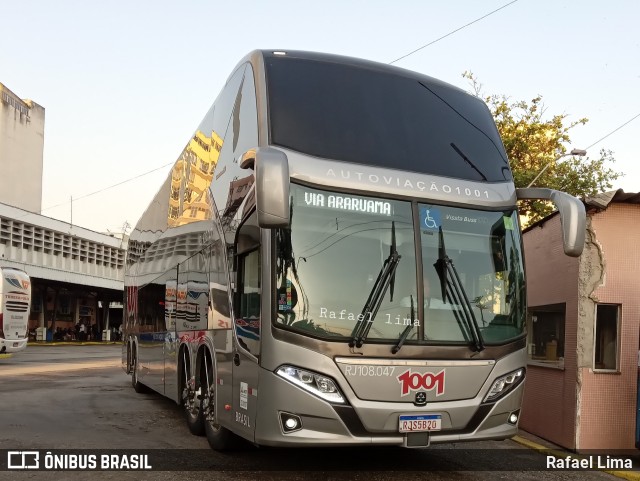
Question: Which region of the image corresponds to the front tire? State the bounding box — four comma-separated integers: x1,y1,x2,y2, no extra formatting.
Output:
205,408,235,451
201,352,235,450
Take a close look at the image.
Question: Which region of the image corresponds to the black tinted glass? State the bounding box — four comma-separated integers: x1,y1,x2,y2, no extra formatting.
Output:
266,57,510,182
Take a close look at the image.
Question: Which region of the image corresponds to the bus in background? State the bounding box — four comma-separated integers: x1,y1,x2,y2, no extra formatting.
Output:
123,50,585,450
0,267,31,355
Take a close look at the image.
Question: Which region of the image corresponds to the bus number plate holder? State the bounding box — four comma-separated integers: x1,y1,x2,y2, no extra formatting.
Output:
399,414,442,433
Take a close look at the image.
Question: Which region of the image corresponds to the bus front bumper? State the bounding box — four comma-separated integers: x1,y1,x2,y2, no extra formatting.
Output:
253,369,523,448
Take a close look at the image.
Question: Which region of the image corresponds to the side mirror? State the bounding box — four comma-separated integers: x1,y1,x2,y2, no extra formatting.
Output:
240,147,290,228
516,188,586,257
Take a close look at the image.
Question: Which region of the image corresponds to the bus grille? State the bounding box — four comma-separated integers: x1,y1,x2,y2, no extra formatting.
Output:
6,301,29,312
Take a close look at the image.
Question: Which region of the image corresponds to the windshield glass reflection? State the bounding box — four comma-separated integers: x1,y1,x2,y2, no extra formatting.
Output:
419,204,525,344
275,184,417,341
274,184,526,345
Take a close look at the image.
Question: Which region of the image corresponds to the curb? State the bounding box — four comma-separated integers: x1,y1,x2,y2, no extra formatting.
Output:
512,435,640,480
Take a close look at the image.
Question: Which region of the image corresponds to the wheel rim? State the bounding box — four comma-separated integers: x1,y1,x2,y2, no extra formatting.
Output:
182,351,197,416
203,359,221,433
132,353,138,385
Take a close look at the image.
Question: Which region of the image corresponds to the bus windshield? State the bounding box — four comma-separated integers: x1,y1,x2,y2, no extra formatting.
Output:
274,184,525,345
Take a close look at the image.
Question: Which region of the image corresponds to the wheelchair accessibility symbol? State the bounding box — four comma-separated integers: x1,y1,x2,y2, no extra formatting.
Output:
420,207,441,231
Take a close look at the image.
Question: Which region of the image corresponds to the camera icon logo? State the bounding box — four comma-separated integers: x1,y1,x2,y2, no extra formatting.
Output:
7,451,40,469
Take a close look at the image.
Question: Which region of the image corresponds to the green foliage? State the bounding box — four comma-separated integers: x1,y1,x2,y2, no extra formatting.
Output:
463,72,622,224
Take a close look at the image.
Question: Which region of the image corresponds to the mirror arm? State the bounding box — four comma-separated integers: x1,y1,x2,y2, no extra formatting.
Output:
240,149,257,170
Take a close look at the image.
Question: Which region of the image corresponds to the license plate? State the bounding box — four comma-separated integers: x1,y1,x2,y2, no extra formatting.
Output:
399,414,441,432
13,342,19,347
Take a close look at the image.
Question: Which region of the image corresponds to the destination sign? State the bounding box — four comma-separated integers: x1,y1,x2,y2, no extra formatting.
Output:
302,192,392,216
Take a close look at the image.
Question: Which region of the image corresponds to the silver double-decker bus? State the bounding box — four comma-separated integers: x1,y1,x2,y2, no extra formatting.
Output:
123,50,585,450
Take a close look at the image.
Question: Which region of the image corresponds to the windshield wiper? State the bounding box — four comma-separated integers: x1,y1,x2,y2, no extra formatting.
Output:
433,226,484,352
450,143,487,181
392,294,415,354
349,221,401,349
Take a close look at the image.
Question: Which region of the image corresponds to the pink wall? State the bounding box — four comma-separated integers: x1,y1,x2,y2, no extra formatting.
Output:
521,214,580,449
578,204,640,450
522,203,640,451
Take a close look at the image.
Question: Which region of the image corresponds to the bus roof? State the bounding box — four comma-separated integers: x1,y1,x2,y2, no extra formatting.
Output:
261,49,463,88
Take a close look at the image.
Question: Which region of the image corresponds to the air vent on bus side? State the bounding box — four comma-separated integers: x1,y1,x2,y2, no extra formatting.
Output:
6,301,29,312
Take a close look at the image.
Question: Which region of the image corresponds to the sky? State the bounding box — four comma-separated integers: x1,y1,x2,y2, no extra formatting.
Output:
1,0,638,234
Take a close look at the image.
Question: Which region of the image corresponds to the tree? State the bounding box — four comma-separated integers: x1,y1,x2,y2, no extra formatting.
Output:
463,72,622,224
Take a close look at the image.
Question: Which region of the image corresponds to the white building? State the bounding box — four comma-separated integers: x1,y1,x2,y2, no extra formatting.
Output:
0,82,45,213
0,82,124,340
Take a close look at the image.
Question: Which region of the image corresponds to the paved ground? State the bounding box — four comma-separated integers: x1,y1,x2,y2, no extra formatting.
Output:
0,344,637,481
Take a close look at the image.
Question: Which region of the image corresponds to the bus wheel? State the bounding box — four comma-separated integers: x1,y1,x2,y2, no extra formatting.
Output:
202,356,234,450
126,341,133,374
182,351,204,436
131,348,147,394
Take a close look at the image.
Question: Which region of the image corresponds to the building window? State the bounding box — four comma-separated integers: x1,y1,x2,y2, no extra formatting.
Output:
528,303,565,364
594,304,619,371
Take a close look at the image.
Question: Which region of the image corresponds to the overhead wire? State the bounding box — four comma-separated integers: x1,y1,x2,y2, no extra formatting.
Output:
389,0,520,65
39,2,521,216
39,1,638,219
39,161,174,214
387,0,639,175
584,112,640,151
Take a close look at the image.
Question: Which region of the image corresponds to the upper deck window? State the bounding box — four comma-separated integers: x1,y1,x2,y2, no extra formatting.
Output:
265,56,511,182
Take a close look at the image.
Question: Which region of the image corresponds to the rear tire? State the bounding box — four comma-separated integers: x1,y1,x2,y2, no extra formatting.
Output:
181,350,204,436
125,341,132,374
131,347,148,394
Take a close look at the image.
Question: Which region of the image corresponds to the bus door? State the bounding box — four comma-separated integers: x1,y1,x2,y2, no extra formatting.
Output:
232,212,261,440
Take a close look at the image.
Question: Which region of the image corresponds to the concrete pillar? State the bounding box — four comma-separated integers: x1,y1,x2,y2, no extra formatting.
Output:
74,296,81,324
38,288,45,328
103,302,110,330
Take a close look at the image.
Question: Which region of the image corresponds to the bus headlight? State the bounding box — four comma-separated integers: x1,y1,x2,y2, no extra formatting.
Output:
276,365,345,404
483,368,525,402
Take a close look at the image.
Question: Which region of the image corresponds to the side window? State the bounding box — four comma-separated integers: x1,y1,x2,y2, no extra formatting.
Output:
138,271,175,333
235,212,261,355
210,63,259,221
240,250,260,319
594,304,620,371
527,303,565,365
177,251,209,332
207,220,231,330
